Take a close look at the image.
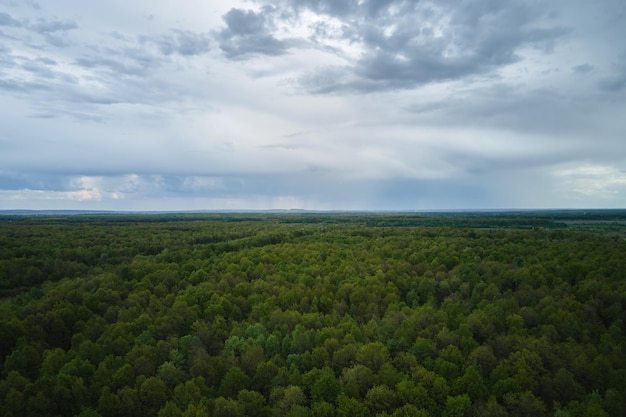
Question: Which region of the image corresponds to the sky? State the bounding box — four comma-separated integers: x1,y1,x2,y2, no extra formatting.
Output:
1,0,625,211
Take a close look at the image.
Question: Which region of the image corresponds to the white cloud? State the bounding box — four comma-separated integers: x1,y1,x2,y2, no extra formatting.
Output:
182,176,225,191
555,165,626,200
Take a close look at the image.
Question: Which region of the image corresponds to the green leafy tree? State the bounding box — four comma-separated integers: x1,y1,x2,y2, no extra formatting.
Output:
396,379,435,411
336,393,371,417
342,364,375,398
158,361,186,389
311,372,341,403
219,367,250,398
158,401,183,417
253,360,279,395
40,348,68,376
503,391,546,417
356,342,389,373
285,405,313,417
311,400,335,417
272,385,307,415
392,404,430,417
453,366,488,401
2,386,25,416
140,376,168,416
97,386,120,416
116,386,141,417
172,379,203,408
3,344,40,380
181,402,210,417
551,368,585,405
213,396,246,417
241,344,266,376
473,396,507,417
365,385,399,414
237,389,267,417
442,394,471,417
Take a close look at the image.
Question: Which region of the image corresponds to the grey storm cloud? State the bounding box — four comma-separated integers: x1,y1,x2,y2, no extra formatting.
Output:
217,7,290,59
259,0,570,92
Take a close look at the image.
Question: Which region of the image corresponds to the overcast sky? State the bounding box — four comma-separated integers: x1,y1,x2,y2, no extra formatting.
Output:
1,0,625,211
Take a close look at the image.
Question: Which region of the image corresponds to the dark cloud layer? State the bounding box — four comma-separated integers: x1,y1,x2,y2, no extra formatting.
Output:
217,7,290,59
234,0,569,92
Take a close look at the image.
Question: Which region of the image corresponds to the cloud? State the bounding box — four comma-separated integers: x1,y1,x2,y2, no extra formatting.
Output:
405,83,605,138
10,16,78,46
182,176,225,191
0,8,213,116
247,0,569,92
555,165,626,200
0,174,159,202
597,55,626,92
0,28,210,113
572,64,593,74
217,7,290,59
598,76,626,92
28,17,77,33
0,77,50,94
148,30,211,56
74,55,154,77
21,58,57,78
0,12,21,27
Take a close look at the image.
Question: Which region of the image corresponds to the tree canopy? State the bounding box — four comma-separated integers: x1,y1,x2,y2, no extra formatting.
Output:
1,212,625,416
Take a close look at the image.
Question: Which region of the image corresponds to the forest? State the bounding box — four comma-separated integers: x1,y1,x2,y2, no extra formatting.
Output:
0,211,625,417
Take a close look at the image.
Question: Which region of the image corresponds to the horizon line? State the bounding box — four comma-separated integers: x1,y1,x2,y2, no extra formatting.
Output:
2,208,626,216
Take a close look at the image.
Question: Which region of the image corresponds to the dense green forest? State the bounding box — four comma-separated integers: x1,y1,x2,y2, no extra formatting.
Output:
1,212,625,417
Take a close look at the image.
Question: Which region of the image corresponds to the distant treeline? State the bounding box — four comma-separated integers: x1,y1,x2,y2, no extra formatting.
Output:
7,208,626,226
